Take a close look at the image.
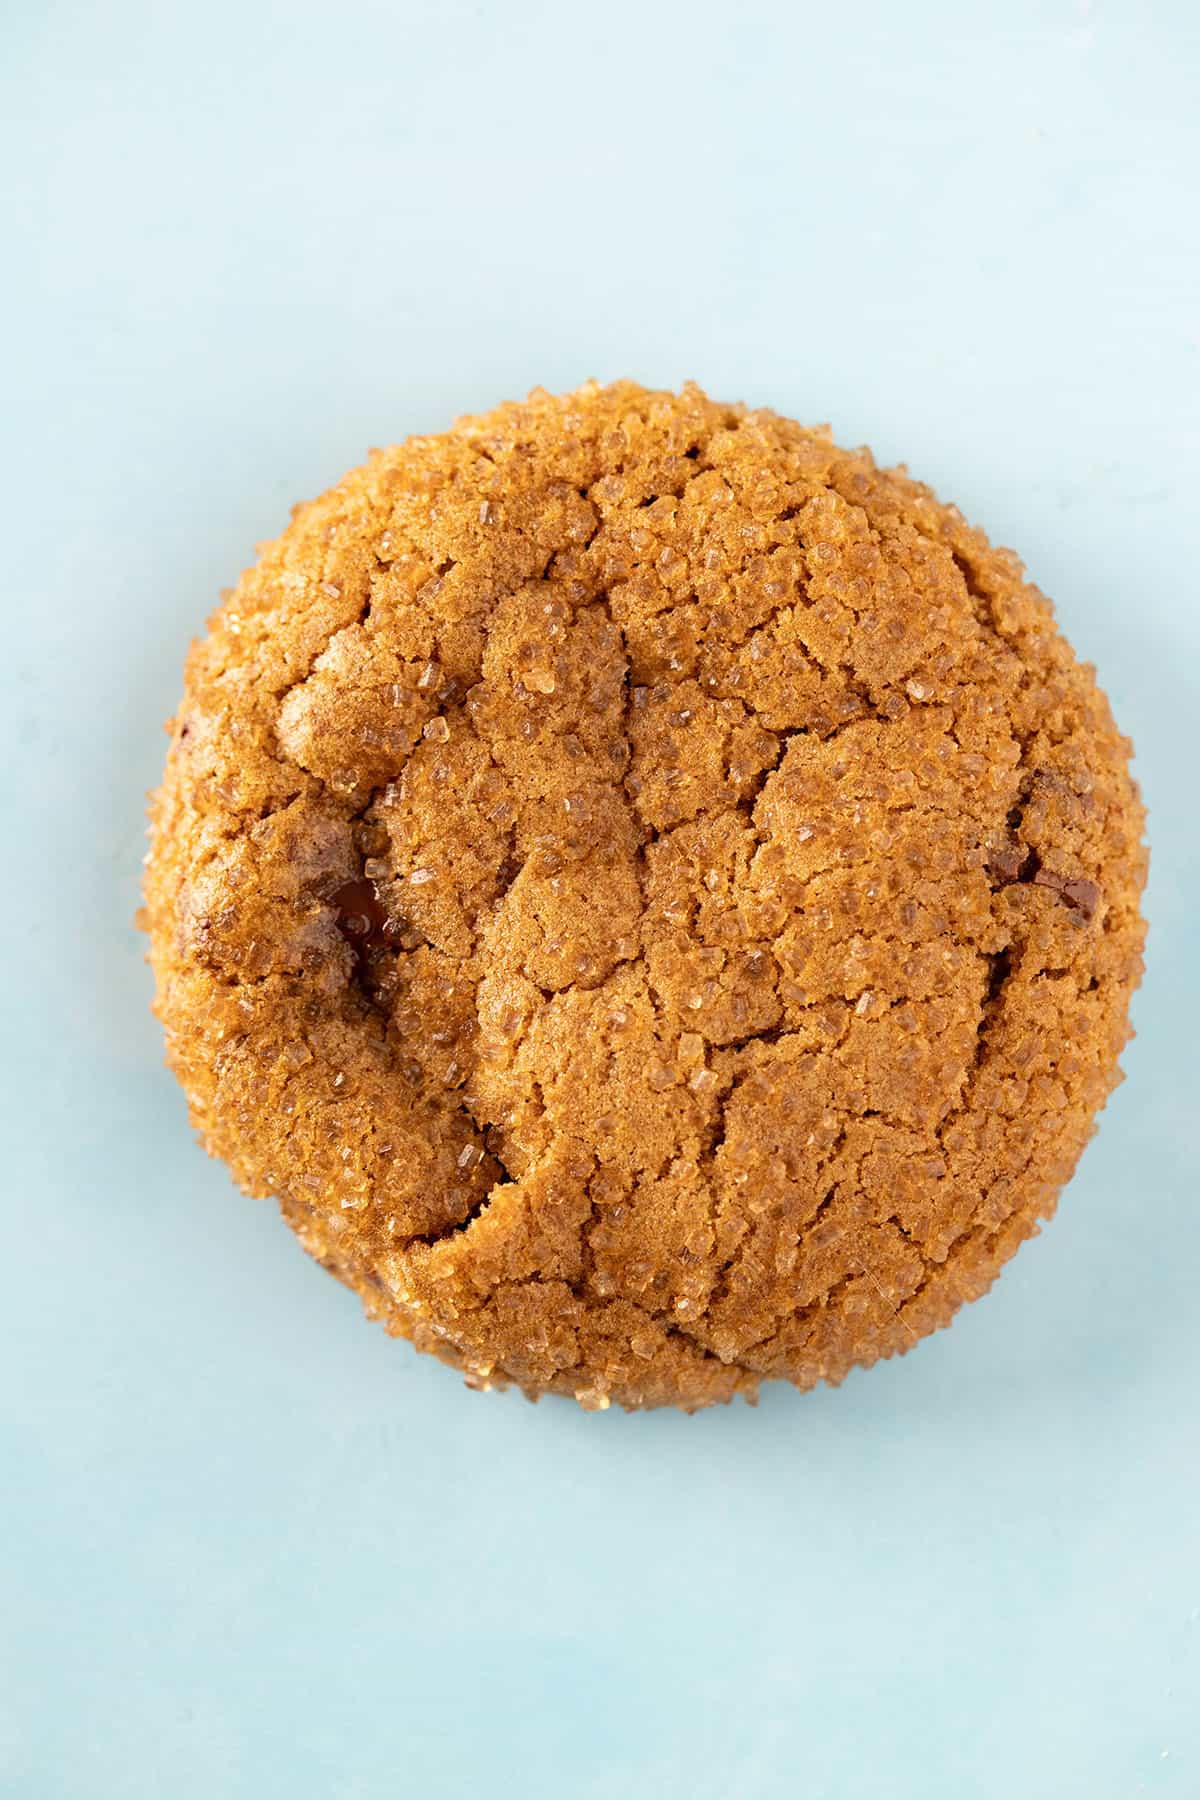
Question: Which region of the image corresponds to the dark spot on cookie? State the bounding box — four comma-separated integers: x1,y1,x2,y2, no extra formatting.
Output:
986,840,1099,921
1033,868,1101,921
985,840,1034,885
496,855,521,896
331,877,390,949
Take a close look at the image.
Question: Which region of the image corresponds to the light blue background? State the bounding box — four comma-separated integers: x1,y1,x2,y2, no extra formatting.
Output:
2,2,1197,1795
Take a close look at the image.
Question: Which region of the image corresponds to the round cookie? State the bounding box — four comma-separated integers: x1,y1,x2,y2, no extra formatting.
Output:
144,381,1146,1410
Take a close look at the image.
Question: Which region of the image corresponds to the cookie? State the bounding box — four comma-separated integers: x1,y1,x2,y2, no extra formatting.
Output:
144,381,1147,1410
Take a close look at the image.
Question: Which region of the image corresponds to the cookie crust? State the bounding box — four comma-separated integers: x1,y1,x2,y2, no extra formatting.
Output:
144,382,1146,1410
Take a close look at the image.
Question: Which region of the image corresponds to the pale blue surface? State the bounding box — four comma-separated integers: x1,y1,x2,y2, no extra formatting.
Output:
2,2,1197,1795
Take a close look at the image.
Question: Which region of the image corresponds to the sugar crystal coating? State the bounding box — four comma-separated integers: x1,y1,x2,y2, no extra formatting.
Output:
144,381,1147,1410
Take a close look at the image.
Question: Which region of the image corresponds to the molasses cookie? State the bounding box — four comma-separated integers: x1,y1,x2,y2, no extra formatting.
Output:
144,382,1146,1409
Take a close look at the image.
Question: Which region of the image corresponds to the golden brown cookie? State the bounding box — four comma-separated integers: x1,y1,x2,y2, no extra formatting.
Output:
144,381,1147,1410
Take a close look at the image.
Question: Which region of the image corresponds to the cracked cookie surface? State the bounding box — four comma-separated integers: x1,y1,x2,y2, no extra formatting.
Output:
144,380,1147,1410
